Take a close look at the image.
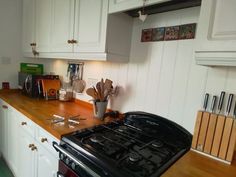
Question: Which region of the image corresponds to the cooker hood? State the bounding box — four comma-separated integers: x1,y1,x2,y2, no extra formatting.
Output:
125,0,201,17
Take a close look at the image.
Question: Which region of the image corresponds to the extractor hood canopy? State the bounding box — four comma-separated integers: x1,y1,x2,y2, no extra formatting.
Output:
125,0,201,17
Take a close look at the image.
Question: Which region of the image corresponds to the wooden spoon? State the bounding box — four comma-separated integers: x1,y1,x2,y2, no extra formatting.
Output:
100,78,105,101
86,88,97,100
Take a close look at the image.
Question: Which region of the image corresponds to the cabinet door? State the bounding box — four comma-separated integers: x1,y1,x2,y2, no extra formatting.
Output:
22,0,35,53
18,130,36,177
195,0,236,65
50,0,74,52
36,144,58,177
35,0,52,52
1,102,8,160
74,0,108,53
7,108,19,176
0,100,4,156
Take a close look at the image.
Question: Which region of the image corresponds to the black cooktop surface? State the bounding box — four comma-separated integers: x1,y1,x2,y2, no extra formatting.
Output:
62,112,192,177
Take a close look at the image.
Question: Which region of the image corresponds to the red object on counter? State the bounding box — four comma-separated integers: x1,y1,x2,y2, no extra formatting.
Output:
2,82,10,89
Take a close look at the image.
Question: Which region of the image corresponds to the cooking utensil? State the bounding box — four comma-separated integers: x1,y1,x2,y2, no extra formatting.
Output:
210,95,217,113
72,63,86,93
203,93,209,111
96,82,102,100
100,79,104,101
218,91,225,114
226,94,234,116
86,88,97,100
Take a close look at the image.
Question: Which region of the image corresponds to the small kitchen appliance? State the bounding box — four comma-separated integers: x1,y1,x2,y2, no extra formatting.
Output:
18,72,60,98
53,111,192,177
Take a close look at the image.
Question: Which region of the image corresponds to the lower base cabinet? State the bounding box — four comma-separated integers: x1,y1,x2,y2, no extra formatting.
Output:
18,130,36,177
0,98,59,177
37,143,58,177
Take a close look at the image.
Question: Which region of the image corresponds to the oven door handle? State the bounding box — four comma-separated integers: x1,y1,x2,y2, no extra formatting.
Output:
57,172,65,177
53,142,100,177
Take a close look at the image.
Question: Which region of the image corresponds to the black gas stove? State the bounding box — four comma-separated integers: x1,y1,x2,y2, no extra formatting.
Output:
53,112,192,177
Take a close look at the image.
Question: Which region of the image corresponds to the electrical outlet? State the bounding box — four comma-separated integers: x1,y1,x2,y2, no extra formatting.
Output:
87,78,98,87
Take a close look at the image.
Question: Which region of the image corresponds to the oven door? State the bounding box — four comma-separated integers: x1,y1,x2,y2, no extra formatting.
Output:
53,142,101,177
57,160,78,177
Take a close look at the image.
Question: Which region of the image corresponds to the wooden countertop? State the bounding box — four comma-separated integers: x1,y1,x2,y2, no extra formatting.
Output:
162,150,236,177
0,90,117,140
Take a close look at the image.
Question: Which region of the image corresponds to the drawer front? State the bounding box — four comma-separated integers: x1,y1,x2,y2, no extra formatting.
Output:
36,126,59,157
18,112,36,138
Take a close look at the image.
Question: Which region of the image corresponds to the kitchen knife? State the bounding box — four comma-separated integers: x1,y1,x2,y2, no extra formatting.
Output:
210,95,217,113
233,100,236,118
226,94,234,116
218,91,225,114
203,93,209,111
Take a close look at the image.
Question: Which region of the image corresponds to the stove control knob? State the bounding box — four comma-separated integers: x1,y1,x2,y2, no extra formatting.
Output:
60,153,65,160
71,162,76,170
65,158,71,165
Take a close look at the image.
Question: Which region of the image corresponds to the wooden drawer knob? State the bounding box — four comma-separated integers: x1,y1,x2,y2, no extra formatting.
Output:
41,138,48,143
28,144,34,148
2,105,8,109
31,146,37,151
21,122,27,126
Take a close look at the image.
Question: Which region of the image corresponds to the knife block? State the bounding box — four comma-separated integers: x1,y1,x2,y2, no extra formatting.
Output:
191,111,236,164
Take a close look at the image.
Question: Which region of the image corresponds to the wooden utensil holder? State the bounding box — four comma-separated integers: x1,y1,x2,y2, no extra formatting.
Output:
191,111,236,164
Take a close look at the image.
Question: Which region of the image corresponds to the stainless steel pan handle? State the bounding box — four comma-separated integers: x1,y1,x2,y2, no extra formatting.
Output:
53,142,100,177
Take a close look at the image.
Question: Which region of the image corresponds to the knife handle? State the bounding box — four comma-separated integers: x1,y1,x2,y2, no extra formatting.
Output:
203,93,209,111
210,95,217,113
226,94,234,115
218,91,225,113
233,101,236,117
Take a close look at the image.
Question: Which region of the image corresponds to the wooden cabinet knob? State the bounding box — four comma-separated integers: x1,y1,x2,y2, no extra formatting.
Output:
28,144,34,148
30,43,36,46
21,122,27,126
41,138,48,143
31,146,37,151
2,105,8,109
67,40,72,44
72,39,77,44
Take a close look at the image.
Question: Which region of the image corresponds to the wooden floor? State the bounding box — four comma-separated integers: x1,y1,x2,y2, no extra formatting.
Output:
162,150,236,177
0,157,14,177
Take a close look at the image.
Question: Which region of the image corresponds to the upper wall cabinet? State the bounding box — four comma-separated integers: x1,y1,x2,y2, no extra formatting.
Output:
109,0,169,13
22,0,133,62
195,0,236,66
22,0,36,54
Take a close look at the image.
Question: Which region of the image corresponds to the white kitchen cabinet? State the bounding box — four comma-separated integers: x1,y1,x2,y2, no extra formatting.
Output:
0,100,59,177
36,143,58,177
35,0,52,53
50,0,75,52
0,99,4,156
109,0,169,13
0,101,9,161
17,112,59,177
7,108,20,176
22,0,133,62
22,0,36,54
73,0,108,53
195,0,236,66
18,130,36,177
